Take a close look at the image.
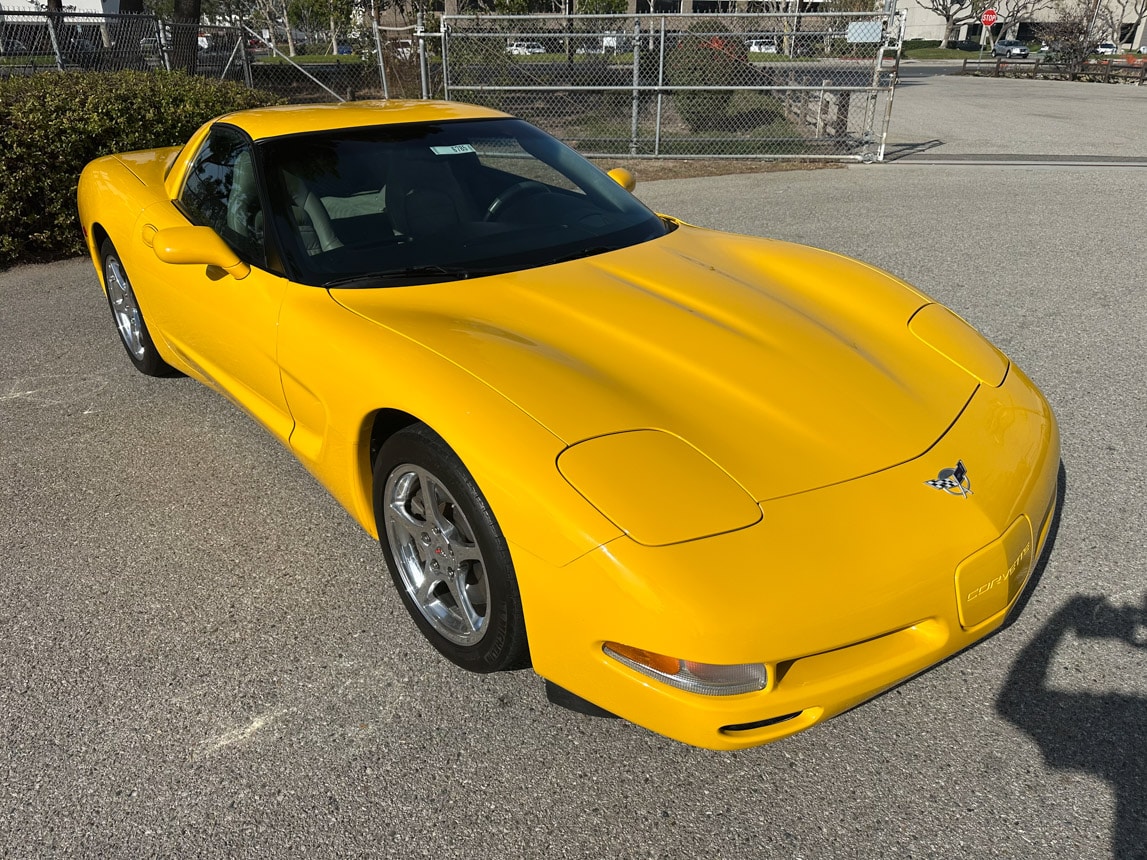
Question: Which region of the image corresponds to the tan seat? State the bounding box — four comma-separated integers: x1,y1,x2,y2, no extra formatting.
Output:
225,149,262,243
282,170,344,255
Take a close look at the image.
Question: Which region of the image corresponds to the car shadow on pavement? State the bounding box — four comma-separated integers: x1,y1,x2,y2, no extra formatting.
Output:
997,588,1147,859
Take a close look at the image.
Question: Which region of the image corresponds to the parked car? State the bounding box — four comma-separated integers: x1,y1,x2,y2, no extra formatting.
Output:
506,41,545,55
76,99,1060,751
746,39,778,54
992,39,1029,58
1094,41,1118,55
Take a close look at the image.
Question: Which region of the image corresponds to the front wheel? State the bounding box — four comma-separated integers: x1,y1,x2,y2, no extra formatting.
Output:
373,424,530,673
100,238,176,377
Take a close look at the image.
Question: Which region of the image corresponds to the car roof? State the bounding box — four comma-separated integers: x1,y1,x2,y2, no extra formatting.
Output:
217,100,512,142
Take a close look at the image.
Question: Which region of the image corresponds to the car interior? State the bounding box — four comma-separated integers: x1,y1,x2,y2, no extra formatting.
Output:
256,119,667,286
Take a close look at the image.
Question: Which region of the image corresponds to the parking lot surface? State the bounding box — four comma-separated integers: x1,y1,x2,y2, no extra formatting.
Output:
886,72,1147,161
1,76,1144,858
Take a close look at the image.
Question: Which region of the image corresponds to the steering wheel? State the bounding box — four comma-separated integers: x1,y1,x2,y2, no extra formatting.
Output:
484,180,549,221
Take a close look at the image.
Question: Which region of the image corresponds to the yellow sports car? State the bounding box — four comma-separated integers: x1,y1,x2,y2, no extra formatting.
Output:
77,100,1059,750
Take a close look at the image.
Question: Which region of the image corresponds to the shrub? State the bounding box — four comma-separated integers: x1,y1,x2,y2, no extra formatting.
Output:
667,19,750,133
0,71,282,267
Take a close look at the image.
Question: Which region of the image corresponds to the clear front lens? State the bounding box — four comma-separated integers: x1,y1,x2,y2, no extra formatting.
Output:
605,642,768,696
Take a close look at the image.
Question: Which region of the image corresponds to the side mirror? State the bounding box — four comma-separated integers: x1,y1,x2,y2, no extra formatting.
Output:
607,167,636,193
150,226,251,280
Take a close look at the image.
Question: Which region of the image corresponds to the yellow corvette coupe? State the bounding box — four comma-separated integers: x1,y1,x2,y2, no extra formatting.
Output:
77,100,1059,750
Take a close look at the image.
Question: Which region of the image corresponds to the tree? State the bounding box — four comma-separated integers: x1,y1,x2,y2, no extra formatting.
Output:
289,0,356,53
1097,0,1147,44
575,0,626,13
172,0,203,72
914,0,990,47
1036,0,1097,69
994,0,1054,39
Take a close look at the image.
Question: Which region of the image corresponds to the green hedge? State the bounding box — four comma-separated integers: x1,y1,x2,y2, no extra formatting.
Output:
902,39,943,51
0,71,282,268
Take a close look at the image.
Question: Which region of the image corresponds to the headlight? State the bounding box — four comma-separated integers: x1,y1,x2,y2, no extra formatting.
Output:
909,303,1009,387
558,430,761,546
604,642,768,696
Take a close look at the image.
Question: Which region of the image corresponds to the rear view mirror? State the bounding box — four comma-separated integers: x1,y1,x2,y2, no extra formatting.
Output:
607,168,636,193
150,226,251,280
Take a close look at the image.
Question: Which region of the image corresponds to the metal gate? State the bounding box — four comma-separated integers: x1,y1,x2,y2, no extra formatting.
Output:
441,11,904,162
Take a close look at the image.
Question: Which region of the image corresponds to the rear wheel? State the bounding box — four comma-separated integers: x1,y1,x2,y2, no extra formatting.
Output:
100,238,176,377
373,424,530,673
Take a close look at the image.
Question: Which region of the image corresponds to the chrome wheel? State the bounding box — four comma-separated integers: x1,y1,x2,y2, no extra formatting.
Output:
373,424,529,672
98,238,176,377
384,463,490,646
104,252,146,361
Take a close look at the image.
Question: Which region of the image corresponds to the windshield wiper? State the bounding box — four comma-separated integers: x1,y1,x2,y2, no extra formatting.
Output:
322,264,503,288
541,245,618,266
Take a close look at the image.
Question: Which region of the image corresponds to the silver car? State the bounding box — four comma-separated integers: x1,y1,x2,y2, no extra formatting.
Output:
992,39,1030,58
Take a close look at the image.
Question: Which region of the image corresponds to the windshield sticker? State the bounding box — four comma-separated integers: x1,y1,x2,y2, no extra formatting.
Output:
430,144,477,156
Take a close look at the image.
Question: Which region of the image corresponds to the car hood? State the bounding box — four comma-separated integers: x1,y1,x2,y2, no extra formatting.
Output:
331,225,981,501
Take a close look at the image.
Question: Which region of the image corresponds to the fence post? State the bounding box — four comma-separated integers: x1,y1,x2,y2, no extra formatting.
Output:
440,21,450,102
654,17,666,157
417,12,429,99
372,15,389,99
630,18,640,156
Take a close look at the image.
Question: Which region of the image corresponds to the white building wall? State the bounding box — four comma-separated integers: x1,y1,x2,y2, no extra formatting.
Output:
0,1,118,11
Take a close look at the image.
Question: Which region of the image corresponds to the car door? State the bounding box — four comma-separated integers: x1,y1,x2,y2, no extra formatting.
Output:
139,124,294,444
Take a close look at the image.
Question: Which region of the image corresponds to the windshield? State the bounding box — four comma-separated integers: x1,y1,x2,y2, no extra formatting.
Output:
257,118,669,286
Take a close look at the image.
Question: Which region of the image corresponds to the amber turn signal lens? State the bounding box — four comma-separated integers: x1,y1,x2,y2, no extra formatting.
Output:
604,642,681,675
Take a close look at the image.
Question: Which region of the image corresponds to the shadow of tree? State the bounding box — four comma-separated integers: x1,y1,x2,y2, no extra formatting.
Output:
998,591,1147,859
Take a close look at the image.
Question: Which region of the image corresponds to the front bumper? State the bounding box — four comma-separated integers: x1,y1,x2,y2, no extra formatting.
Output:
516,363,1059,750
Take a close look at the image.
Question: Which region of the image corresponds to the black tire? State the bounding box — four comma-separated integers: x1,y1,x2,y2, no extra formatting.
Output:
100,238,177,377
373,424,530,673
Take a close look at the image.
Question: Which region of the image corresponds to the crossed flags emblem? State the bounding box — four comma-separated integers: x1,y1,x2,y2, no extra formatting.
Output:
925,460,973,498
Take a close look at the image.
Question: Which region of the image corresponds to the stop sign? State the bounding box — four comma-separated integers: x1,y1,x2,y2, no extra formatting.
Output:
981,8,998,26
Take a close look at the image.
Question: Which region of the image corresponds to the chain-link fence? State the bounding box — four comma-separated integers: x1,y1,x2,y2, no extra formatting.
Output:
0,10,423,100
1,9,902,161
443,12,903,161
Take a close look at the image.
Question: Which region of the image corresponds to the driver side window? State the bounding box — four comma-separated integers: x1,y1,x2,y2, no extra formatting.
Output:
180,126,266,268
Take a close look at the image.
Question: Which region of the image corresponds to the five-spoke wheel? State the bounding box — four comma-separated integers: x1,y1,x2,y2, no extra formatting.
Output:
373,424,530,672
100,238,176,377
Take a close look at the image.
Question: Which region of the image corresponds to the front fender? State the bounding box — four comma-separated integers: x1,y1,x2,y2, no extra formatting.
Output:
275,282,624,568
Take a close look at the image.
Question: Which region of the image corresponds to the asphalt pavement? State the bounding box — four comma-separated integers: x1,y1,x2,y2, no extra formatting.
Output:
1,75,1145,858
885,70,1147,162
